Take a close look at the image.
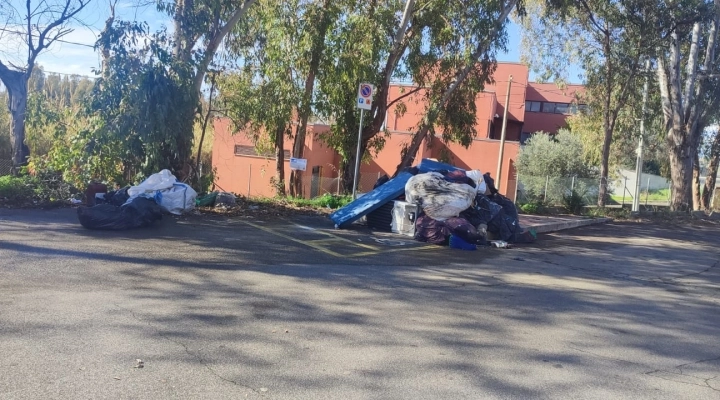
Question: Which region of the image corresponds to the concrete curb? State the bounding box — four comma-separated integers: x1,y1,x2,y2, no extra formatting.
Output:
524,217,613,234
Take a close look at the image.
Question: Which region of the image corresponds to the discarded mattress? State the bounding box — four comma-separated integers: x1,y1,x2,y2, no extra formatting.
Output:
416,159,462,174
329,172,413,228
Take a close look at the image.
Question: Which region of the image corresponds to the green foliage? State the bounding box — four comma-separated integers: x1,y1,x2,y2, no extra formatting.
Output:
286,193,352,209
520,202,545,215
198,167,217,194
562,189,586,214
0,169,78,205
517,129,595,178
46,22,198,188
0,175,33,202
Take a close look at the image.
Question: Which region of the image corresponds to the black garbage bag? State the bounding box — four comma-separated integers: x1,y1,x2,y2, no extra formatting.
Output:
463,194,503,226
483,173,499,195
100,186,131,206
414,213,452,245
485,194,522,242
445,217,486,245
78,197,163,230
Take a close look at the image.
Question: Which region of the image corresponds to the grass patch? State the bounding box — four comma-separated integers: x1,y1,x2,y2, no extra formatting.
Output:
239,193,352,210
284,193,352,209
610,188,670,204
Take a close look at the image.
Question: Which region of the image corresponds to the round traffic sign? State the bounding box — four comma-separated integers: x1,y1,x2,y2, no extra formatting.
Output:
360,84,372,97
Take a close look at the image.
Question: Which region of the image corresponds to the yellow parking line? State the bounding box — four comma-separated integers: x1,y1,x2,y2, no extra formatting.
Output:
242,221,345,257
243,220,435,258
291,223,380,250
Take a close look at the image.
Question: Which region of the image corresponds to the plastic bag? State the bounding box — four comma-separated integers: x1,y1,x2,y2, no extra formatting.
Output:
405,172,476,221
215,192,237,207
196,192,219,207
465,170,488,194
77,197,163,230
127,170,177,197
159,183,198,215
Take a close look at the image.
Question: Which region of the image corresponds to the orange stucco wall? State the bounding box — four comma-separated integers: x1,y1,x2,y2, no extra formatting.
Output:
212,118,338,197
212,63,581,200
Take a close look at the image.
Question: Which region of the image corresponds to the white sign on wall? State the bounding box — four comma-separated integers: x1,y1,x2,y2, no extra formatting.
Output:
357,82,374,110
289,157,307,171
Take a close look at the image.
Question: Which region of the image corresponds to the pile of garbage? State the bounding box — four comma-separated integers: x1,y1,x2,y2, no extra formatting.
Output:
400,168,534,249
195,191,238,209
77,170,197,230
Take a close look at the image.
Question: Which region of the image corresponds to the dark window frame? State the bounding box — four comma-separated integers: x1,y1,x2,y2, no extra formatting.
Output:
234,145,290,159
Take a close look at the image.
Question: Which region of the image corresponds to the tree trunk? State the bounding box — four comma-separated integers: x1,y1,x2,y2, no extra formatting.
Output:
597,30,613,208
289,0,333,198
597,109,612,207
667,133,693,211
692,151,702,210
340,158,354,195
0,68,30,172
392,0,518,175
395,124,430,175
701,131,720,210
274,125,286,196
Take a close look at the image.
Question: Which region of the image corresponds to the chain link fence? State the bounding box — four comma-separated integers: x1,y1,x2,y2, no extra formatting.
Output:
308,172,384,197
516,175,675,208
516,175,601,207
0,160,12,176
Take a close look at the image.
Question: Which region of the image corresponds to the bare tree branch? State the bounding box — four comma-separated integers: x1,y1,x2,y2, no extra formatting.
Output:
386,86,424,109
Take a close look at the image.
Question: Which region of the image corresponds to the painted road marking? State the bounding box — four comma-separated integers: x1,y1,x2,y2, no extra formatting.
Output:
241,220,435,257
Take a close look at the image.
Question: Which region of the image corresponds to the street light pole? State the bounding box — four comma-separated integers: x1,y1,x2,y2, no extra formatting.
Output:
496,75,513,190
632,60,650,213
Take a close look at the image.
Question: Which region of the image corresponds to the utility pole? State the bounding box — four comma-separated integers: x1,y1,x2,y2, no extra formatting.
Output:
496,75,513,189
632,60,650,213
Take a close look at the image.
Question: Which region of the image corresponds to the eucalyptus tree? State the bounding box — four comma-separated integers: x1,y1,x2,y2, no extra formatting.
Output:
520,0,665,207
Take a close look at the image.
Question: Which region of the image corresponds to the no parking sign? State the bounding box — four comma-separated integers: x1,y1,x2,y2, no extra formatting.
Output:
357,82,374,110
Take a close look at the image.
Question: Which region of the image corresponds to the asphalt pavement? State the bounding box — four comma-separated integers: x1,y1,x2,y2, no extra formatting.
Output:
1,208,719,399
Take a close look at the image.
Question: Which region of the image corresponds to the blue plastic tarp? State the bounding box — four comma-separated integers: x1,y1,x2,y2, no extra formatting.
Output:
329,159,467,229
329,172,413,228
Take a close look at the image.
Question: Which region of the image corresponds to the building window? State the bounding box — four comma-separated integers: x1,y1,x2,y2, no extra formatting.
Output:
520,132,532,144
542,102,557,113
235,145,290,159
525,101,541,112
554,103,569,114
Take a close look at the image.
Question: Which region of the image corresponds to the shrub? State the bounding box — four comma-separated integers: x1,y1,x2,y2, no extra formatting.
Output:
311,194,352,209
520,202,544,214
562,189,586,214
0,175,34,202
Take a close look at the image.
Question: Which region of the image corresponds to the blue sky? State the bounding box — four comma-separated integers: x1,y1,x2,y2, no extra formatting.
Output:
0,2,583,83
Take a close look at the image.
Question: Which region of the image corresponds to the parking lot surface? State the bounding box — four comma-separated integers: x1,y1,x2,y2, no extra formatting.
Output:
1,208,719,399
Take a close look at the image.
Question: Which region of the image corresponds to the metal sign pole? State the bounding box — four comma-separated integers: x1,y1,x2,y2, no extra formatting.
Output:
352,108,365,200
632,60,651,212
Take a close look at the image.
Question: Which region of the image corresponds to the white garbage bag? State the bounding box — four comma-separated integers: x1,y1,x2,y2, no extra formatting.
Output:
465,169,488,194
128,169,177,197
157,183,197,215
405,172,476,221
126,170,197,214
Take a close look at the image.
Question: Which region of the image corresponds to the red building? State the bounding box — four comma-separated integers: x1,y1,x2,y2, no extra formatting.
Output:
212,62,584,199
